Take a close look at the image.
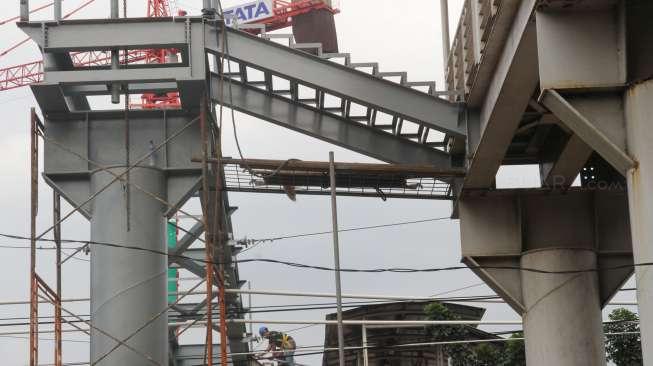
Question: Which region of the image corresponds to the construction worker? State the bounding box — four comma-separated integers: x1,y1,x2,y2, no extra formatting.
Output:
259,326,296,365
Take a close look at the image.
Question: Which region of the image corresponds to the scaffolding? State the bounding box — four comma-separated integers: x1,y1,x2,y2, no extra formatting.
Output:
16,1,467,365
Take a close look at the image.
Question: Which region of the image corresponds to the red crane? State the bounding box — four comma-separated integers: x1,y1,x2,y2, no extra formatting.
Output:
0,0,339,109
138,0,184,109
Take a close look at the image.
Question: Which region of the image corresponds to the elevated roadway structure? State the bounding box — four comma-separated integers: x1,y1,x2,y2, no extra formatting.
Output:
16,0,653,365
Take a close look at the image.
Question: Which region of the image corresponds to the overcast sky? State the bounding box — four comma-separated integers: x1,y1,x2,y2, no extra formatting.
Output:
0,1,637,365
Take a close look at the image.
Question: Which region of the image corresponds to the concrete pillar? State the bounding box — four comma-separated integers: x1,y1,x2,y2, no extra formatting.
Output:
521,248,606,366
90,167,167,365
625,79,653,364
459,189,631,366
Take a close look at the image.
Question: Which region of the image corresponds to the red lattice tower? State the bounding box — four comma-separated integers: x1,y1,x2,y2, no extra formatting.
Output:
138,0,182,109
0,0,338,107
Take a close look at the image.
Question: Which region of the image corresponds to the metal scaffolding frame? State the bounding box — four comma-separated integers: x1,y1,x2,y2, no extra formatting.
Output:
25,98,249,365
17,1,653,365
17,8,465,365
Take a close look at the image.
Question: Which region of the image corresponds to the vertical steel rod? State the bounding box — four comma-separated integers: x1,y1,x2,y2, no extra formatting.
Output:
110,0,119,18
29,108,39,366
212,100,229,366
329,151,345,366
200,97,214,366
362,324,369,366
53,192,62,366
440,0,450,70
54,0,62,20
248,281,254,351
20,0,29,21
110,0,120,104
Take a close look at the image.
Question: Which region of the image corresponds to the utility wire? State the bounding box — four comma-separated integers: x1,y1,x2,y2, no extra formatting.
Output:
0,334,89,344
210,3,301,181
172,330,643,364
2,232,653,275
238,216,452,247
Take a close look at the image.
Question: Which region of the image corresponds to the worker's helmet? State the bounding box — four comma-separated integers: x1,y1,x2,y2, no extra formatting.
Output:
259,326,269,336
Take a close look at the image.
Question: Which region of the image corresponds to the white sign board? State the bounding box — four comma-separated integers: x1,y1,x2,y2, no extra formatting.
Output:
223,0,274,26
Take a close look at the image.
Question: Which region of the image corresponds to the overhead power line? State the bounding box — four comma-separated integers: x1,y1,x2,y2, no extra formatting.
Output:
2,232,653,276
239,216,453,246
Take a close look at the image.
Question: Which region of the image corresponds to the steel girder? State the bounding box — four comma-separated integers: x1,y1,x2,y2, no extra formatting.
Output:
210,74,452,166
20,18,465,137
205,26,466,138
19,17,464,169
461,0,540,189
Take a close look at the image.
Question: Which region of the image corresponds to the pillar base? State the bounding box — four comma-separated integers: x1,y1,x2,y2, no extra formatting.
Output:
459,188,632,366
522,248,606,366
90,166,168,366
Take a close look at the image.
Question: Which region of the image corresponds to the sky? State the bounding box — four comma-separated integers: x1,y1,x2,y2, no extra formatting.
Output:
0,1,638,365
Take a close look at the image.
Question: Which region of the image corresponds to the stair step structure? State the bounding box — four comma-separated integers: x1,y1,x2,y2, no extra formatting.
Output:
215,24,465,167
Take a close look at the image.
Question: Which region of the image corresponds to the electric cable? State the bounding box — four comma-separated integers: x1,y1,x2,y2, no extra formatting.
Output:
0,334,89,344
2,231,653,275
238,216,453,247
169,329,644,364
0,305,639,330
210,2,302,180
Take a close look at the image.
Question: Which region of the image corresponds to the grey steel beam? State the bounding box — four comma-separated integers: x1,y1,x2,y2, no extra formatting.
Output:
463,0,539,189
540,134,592,187
539,89,635,176
20,18,462,138
170,221,204,258
45,67,191,85
62,83,178,97
465,0,524,107
172,255,205,279
211,75,452,166
19,19,192,51
170,248,206,267
206,27,465,137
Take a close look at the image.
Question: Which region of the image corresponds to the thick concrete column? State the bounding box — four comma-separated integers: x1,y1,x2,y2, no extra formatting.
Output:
625,79,653,364
90,167,167,365
521,248,606,366
460,189,632,366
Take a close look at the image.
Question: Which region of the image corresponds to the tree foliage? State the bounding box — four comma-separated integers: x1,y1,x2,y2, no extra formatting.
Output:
502,332,526,366
424,304,642,365
424,302,525,365
605,308,642,366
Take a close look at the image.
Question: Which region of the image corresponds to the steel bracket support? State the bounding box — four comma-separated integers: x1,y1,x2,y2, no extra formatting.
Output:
539,89,635,176
462,0,539,189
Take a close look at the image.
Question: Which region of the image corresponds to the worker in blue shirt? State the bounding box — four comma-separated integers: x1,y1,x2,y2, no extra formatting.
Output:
259,326,296,365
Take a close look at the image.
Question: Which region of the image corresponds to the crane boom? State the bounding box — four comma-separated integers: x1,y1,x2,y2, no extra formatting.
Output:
148,0,171,18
